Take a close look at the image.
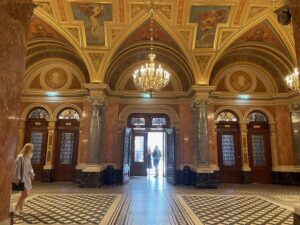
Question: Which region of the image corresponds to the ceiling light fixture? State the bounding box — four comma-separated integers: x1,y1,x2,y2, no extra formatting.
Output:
132,0,170,96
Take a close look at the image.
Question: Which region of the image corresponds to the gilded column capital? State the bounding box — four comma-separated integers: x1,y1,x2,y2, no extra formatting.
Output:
87,96,105,106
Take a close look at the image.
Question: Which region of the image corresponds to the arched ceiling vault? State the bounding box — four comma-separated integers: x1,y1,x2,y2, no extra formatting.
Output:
105,19,195,91
27,0,296,93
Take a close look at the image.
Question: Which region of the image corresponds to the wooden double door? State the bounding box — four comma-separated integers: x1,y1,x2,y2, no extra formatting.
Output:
52,120,79,181
217,122,242,183
122,128,175,183
217,122,272,184
247,123,272,183
25,120,48,181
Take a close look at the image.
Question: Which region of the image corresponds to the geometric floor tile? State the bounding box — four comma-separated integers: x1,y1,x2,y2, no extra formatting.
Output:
14,194,123,224
176,195,294,225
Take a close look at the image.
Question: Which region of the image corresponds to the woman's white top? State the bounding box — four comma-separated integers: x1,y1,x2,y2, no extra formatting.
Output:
12,155,35,191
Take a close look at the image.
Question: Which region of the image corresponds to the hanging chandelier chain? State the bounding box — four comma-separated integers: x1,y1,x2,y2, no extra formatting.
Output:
132,0,171,96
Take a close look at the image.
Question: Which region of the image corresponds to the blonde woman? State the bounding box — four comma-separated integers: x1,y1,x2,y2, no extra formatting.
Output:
12,143,35,214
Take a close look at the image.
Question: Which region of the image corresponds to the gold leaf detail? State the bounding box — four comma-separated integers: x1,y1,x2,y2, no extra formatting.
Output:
35,1,53,15
220,31,234,44
89,53,104,71
131,4,145,19
111,29,121,41
158,5,172,19
67,28,80,41
180,31,189,42
248,7,266,20
196,56,211,73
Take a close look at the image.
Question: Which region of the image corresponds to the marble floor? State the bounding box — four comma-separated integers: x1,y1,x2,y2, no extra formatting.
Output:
10,176,300,225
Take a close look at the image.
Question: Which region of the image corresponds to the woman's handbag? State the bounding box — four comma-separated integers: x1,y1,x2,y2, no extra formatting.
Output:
12,157,25,191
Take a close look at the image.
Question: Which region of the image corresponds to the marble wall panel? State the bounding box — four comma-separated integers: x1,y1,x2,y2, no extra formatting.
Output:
179,103,193,164
104,102,119,164
275,105,294,166
208,104,217,165
77,101,91,164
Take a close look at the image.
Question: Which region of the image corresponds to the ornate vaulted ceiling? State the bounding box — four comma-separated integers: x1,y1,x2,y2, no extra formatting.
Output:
26,0,295,94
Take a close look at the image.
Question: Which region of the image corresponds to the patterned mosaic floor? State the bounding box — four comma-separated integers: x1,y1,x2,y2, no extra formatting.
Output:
176,194,294,225
13,194,125,225
10,177,300,225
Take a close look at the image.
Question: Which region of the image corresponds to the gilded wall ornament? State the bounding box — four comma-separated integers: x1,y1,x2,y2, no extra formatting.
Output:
45,68,68,89
230,71,252,92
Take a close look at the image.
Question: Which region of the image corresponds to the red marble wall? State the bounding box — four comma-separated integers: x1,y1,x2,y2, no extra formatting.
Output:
178,103,193,164
208,104,217,165
275,104,294,166
77,101,91,164
0,2,33,223
104,102,120,164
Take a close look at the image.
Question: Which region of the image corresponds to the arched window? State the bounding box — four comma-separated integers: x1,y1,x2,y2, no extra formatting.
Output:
217,111,238,122
58,108,80,120
28,108,49,120
151,117,167,126
247,112,267,123
131,118,146,126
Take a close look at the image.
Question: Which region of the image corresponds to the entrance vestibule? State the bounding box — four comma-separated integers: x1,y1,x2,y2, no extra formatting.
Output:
122,113,175,183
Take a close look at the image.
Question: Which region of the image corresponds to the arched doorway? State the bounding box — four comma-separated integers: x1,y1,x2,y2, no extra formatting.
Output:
25,108,49,181
53,108,80,181
122,113,175,183
247,111,272,183
216,111,242,183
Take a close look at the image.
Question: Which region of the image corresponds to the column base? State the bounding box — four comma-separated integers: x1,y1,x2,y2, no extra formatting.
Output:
273,171,300,185
0,218,10,225
42,169,52,182
191,166,219,189
243,171,252,184
79,164,106,188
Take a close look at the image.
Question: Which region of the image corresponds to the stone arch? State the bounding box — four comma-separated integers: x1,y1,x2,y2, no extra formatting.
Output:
100,13,199,84
214,106,244,123
207,15,295,84
244,107,275,124
33,9,93,79
53,104,83,120
21,103,53,120
24,58,87,91
119,105,180,128
212,62,278,93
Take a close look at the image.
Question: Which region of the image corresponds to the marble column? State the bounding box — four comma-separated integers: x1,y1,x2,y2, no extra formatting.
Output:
42,120,56,182
0,1,34,224
194,101,210,166
80,96,106,188
192,96,218,188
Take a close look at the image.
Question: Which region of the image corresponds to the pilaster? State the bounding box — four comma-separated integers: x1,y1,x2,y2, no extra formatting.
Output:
42,120,56,182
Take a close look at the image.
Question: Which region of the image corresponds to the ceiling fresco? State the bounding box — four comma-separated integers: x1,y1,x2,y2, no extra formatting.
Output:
28,0,295,93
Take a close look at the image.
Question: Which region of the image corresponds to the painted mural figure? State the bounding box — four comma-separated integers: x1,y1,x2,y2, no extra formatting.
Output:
71,3,112,45
190,6,230,48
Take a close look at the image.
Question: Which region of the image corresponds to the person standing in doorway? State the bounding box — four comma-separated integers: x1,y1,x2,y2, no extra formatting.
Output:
146,146,152,175
152,145,161,177
13,143,35,214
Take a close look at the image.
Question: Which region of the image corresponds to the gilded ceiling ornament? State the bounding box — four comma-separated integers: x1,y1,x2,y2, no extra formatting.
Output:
34,1,53,15
45,68,68,89
195,55,211,73
220,31,234,45
247,7,267,20
67,27,80,42
88,53,104,71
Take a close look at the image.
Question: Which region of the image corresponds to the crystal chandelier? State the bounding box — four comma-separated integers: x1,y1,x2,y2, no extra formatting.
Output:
132,1,170,95
285,67,299,91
